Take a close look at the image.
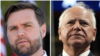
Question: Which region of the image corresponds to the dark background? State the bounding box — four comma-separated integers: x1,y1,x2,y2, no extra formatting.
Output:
51,1,100,56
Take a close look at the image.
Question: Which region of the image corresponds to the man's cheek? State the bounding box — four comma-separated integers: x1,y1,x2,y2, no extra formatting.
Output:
63,30,68,38
8,38,13,45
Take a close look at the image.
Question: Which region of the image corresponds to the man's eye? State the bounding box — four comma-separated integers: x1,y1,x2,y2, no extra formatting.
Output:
81,22,88,25
25,25,31,27
10,27,17,31
68,21,74,24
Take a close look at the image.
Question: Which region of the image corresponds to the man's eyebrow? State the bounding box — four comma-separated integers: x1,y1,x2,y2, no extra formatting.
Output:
22,22,33,25
8,25,17,30
80,19,90,23
67,18,89,22
8,22,33,29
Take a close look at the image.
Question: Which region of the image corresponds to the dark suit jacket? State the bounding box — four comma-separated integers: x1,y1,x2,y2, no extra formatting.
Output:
58,51,95,56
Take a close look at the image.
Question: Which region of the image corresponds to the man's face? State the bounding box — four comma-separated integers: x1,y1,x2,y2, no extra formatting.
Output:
58,6,96,47
7,9,46,55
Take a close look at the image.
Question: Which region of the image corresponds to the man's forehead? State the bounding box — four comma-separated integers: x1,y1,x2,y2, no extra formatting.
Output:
67,6,86,13
65,18,90,22
62,6,92,22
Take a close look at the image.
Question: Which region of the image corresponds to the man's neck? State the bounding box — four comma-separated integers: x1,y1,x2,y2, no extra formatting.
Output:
31,47,44,56
63,44,90,56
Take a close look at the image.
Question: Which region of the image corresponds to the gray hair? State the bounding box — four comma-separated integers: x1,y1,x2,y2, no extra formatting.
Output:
59,2,96,28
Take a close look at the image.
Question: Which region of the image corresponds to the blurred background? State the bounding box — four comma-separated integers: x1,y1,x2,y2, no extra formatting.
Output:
51,1,100,56
1,1,50,56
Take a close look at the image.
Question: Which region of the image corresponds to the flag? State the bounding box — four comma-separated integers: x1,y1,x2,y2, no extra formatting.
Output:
0,8,7,56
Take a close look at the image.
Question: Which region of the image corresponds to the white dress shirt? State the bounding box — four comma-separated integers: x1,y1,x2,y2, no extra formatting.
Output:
62,49,90,56
43,50,48,56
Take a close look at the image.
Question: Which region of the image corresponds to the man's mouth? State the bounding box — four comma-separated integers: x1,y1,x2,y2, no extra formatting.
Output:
17,40,28,45
69,34,85,38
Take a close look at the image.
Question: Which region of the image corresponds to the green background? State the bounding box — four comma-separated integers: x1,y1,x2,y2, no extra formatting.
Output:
1,1,50,56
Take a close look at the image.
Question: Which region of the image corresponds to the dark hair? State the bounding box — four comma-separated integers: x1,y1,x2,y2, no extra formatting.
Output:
4,2,45,27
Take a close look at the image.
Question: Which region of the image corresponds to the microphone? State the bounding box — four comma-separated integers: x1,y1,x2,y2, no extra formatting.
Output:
21,54,29,56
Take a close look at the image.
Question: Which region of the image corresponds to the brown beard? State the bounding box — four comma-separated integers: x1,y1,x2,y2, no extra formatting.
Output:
9,31,43,56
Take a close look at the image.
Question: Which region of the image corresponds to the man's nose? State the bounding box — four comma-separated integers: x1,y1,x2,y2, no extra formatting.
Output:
73,22,81,31
17,28,25,37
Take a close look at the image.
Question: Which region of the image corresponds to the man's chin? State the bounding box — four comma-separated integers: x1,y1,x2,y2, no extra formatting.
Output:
19,47,28,54
72,42,84,47
69,40,85,47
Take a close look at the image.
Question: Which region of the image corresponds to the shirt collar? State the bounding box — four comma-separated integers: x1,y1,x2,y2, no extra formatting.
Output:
62,50,70,56
62,49,90,56
43,50,47,56
79,50,90,56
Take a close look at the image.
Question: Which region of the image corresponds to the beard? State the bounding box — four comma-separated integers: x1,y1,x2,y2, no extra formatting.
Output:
9,31,43,56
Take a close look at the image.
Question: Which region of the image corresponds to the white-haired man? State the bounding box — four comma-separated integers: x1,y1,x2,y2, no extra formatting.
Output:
58,2,96,56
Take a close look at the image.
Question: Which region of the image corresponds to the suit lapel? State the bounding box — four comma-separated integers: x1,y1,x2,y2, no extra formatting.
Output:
88,52,95,56
58,51,95,56
58,53,62,56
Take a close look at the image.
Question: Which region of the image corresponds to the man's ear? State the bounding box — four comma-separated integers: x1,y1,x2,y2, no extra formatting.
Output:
92,28,97,41
58,27,62,41
41,23,46,39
